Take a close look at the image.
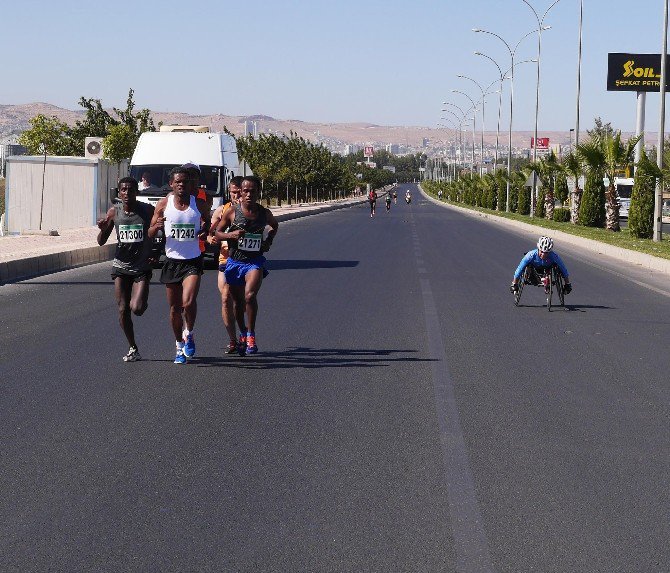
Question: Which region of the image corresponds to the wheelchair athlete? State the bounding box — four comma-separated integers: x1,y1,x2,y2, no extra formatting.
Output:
510,236,572,295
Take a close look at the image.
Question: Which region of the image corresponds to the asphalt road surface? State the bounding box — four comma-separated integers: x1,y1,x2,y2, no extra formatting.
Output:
2,185,670,572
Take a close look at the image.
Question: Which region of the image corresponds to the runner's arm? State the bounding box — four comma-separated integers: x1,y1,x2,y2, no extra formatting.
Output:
148,198,167,238
551,252,570,282
261,210,279,252
512,251,534,282
96,207,115,246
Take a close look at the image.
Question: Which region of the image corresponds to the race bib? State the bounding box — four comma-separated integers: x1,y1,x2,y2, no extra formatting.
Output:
118,224,144,243
238,233,262,252
170,223,196,241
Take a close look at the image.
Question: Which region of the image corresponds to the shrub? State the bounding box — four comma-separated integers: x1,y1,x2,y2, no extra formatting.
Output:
628,154,657,238
578,171,605,227
552,208,570,222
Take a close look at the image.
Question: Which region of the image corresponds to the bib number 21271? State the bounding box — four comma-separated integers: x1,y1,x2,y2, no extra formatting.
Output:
238,233,262,252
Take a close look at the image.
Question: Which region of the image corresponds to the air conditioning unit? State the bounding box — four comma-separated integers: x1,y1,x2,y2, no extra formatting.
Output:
85,137,104,159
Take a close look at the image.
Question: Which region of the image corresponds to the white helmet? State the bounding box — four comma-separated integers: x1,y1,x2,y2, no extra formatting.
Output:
537,236,554,252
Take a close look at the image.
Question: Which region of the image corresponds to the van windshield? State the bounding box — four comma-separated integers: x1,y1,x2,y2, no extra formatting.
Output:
130,165,223,196
617,184,633,199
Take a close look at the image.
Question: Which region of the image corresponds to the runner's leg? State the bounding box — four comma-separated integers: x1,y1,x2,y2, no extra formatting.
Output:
243,268,264,333
114,276,136,348
129,276,150,316
181,273,201,332
166,283,184,342
219,270,237,345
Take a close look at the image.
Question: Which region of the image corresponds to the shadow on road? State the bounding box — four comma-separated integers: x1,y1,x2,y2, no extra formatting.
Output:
266,260,359,270
193,347,432,370
514,303,613,311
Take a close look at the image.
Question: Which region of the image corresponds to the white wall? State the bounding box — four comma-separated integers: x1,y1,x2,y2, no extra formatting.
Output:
5,157,128,233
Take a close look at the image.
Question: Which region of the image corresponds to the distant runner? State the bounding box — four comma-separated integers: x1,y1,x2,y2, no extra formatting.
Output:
97,177,154,362
385,192,392,212
368,188,377,217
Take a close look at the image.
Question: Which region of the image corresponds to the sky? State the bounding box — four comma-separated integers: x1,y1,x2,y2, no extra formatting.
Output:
3,0,670,135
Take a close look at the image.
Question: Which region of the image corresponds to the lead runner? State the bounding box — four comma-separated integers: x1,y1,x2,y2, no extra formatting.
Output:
149,166,210,364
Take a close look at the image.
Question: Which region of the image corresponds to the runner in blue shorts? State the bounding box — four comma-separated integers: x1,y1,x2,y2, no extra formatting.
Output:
215,176,278,355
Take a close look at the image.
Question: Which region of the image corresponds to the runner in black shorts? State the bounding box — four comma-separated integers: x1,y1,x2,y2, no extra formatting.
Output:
97,177,155,362
149,167,210,364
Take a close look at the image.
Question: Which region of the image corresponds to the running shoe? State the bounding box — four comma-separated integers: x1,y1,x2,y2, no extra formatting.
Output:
237,333,247,356
183,332,196,358
225,340,238,354
174,343,187,365
246,334,258,355
122,347,141,362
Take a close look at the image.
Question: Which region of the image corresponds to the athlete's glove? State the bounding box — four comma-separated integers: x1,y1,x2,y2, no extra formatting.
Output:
510,283,519,294
564,283,572,295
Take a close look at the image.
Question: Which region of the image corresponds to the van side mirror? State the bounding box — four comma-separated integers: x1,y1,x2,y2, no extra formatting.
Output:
110,187,121,204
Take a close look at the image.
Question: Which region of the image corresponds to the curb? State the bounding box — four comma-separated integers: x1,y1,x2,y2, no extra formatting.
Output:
419,185,670,277
0,198,367,285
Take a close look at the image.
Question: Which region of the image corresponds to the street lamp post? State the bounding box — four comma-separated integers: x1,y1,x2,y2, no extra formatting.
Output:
473,28,537,211
654,0,669,242
457,75,499,177
475,53,537,181
522,0,561,217
452,90,479,177
442,102,472,178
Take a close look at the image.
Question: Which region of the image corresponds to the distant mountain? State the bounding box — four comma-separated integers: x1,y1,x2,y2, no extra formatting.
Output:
0,102,635,150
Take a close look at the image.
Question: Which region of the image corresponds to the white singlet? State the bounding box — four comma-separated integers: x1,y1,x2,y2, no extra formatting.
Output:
164,194,201,260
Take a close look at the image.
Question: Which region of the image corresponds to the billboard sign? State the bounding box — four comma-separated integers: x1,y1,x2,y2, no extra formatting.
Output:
364,145,374,158
607,53,670,92
531,137,550,150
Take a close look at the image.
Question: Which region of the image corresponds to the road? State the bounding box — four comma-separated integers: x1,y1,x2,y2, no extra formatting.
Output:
2,184,670,572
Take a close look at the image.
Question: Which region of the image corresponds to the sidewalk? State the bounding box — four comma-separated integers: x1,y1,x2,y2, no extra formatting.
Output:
0,197,366,284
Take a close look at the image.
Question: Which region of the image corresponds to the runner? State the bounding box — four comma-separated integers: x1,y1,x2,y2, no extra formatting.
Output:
96,177,154,362
208,176,246,353
393,190,398,204
215,175,278,355
385,192,392,212
368,188,377,217
149,166,210,364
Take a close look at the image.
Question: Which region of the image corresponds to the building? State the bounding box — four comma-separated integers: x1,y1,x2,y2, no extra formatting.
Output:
385,144,399,154
344,144,361,155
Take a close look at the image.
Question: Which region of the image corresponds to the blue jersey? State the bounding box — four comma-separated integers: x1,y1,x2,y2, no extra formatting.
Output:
514,249,569,280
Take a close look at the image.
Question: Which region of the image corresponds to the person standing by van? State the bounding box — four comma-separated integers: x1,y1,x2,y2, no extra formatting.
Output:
149,166,210,364
96,177,154,362
208,176,246,353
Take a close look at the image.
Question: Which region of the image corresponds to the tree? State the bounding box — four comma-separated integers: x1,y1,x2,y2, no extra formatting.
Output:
562,152,583,224
103,124,136,163
628,149,661,238
597,131,640,231
18,114,75,156
587,117,614,139
19,89,156,159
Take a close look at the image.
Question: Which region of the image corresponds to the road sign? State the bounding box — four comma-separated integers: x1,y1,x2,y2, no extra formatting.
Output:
531,137,549,150
364,146,374,158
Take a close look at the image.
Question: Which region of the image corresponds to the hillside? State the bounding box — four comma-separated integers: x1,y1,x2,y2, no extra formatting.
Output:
0,102,634,151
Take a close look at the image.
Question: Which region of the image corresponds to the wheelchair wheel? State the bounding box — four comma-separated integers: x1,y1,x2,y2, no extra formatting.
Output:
546,271,553,311
553,266,565,307
514,268,527,306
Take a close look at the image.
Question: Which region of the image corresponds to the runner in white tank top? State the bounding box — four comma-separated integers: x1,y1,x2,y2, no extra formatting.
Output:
164,194,201,260
149,167,210,364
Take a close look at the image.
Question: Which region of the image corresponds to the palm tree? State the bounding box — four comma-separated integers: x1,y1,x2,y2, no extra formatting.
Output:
562,152,583,224
578,131,640,231
529,151,560,220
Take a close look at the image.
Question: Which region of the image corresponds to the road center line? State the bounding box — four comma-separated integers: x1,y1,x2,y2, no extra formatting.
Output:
410,214,494,572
